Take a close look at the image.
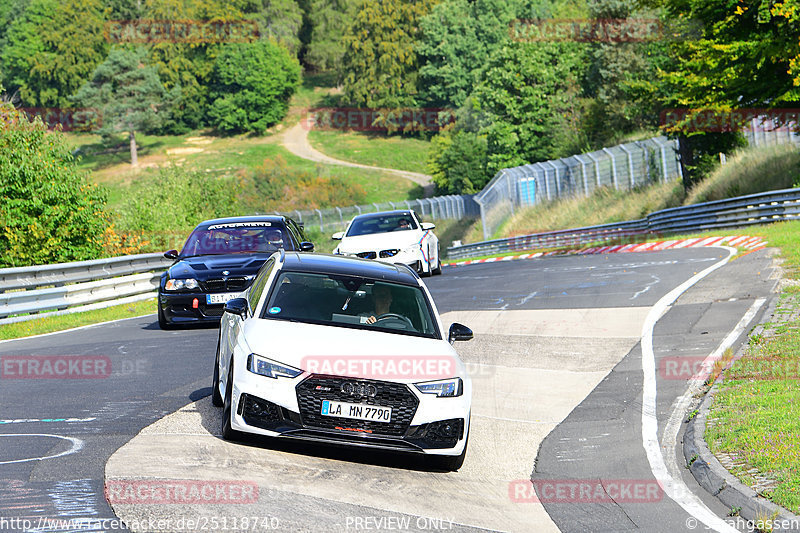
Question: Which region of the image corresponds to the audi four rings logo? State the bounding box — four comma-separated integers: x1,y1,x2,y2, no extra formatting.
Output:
341,382,378,397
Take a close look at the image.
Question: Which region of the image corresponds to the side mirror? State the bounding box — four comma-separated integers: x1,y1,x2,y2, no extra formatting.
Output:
164,249,179,260
448,323,473,343
421,222,436,231
223,297,248,319
299,241,314,252
332,232,344,240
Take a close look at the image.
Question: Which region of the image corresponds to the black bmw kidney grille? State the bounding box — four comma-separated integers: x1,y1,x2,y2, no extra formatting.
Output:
296,375,419,436
204,279,226,292
226,277,248,291
203,277,248,292
379,249,399,258
356,251,377,259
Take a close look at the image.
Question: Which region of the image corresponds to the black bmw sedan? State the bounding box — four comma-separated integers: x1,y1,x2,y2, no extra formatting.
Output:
158,215,314,328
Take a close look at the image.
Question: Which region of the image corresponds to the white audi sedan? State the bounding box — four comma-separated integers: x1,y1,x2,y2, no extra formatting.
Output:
332,210,442,276
212,250,473,470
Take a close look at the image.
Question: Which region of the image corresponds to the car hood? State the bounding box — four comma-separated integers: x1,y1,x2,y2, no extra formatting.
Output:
337,232,422,253
241,319,465,383
168,253,272,280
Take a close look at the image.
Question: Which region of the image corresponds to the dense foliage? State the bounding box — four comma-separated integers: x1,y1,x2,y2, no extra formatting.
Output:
0,107,108,267
209,39,301,134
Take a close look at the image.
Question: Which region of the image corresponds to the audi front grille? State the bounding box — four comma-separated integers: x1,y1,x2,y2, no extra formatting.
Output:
295,375,419,436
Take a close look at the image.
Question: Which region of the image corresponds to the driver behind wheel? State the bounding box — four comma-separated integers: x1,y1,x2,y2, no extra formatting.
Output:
363,284,393,324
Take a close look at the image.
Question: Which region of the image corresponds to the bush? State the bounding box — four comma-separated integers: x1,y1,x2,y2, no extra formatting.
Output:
239,157,367,212
114,166,243,251
209,39,301,134
427,130,489,194
0,107,109,267
686,143,800,205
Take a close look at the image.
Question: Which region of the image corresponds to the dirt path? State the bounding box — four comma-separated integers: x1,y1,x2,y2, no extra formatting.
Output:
282,122,435,197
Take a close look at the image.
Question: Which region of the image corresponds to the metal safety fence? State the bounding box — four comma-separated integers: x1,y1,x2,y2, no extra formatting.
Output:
0,253,171,325
474,136,683,241
448,187,800,260
276,194,480,234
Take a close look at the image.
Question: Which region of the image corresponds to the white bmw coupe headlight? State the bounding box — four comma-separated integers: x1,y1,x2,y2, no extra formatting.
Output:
402,243,421,254
247,354,303,379
415,378,463,397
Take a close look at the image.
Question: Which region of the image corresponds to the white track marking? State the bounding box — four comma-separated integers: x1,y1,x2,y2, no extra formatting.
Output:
0,434,83,465
641,246,740,532
662,298,766,492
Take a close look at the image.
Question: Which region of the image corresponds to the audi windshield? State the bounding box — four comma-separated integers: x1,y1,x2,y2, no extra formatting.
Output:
262,272,439,339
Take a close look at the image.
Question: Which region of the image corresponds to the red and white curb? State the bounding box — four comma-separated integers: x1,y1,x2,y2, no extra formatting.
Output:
443,235,767,268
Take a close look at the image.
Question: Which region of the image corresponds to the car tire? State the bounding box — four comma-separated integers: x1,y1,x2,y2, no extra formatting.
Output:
211,340,223,407
221,360,241,441
157,300,174,330
439,432,469,471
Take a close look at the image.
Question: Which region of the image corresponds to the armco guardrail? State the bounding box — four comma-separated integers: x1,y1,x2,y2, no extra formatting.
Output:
0,253,172,324
447,188,800,260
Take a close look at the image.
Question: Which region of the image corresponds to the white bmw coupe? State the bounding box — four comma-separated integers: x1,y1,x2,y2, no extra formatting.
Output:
332,210,442,276
212,250,473,470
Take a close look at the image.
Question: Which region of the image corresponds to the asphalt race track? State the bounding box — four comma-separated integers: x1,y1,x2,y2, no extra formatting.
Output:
0,247,778,532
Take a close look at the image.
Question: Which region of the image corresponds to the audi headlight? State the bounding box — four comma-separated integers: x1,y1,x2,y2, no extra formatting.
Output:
165,278,199,291
415,378,463,398
247,354,302,379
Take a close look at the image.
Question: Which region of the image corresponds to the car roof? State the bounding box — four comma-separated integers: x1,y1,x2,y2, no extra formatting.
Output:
351,210,416,221
280,252,419,285
194,215,289,228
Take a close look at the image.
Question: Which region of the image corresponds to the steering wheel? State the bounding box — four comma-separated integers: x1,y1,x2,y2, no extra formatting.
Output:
374,313,414,330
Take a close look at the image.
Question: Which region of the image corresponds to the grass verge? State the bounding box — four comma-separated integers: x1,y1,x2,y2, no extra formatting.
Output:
0,298,156,341
307,130,431,175
703,221,800,513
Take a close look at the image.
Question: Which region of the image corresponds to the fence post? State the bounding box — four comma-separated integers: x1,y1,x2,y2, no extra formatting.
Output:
602,148,618,190
656,138,669,182
619,143,635,188
545,161,560,199
505,171,515,215
315,209,323,231
354,205,362,215
373,203,380,212
335,206,343,225
476,196,489,241
585,152,601,188
574,155,590,197
294,210,302,222
674,138,683,180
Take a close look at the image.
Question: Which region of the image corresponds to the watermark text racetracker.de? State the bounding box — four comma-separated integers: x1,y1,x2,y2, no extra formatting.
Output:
301,108,456,132
0,107,101,132
105,480,258,505
105,19,259,43
509,18,702,43
509,479,663,503
0,516,281,531
1,355,111,379
660,108,800,133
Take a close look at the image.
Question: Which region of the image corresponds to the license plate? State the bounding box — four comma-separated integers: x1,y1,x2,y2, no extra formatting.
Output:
206,293,240,305
321,400,391,423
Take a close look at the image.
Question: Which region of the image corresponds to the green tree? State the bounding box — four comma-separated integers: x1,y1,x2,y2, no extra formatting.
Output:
0,108,108,267
580,0,669,147
417,0,523,108
341,0,437,108
208,39,300,133
305,0,356,73
427,130,489,194
249,0,304,55
1,0,109,107
73,47,171,166
471,41,588,173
